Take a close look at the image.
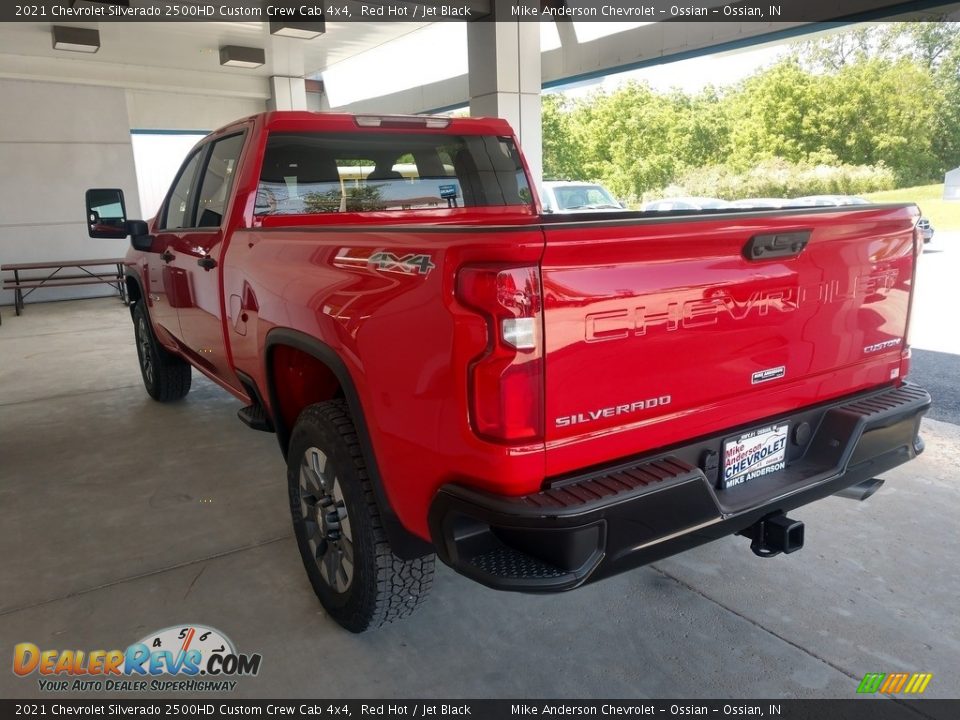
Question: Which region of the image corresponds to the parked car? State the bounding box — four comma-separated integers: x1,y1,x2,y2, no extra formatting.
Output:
642,197,731,212
793,195,871,207
541,181,626,212
793,197,930,241
85,111,930,632
727,198,788,209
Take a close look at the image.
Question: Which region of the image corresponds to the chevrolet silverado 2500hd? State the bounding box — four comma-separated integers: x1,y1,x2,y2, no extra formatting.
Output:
85,112,930,632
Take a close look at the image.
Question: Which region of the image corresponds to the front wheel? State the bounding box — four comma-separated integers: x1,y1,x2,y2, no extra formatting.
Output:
132,302,191,402
287,400,435,632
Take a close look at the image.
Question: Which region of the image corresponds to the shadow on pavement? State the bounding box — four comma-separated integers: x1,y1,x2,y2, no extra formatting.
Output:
908,348,960,425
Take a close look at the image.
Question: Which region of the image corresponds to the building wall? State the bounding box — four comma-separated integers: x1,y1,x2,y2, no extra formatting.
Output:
0,79,137,306
946,168,960,201
125,89,263,132
0,80,264,308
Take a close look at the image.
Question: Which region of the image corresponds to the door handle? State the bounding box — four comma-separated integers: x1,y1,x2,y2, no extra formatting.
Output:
197,256,217,271
160,250,175,263
743,231,811,260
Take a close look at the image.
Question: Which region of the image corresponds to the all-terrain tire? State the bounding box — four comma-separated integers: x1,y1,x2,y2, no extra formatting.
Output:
287,399,435,632
132,301,191,402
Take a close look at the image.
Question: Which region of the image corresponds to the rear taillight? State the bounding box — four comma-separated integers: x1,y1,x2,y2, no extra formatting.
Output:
457,264,544,443
900,225,922,380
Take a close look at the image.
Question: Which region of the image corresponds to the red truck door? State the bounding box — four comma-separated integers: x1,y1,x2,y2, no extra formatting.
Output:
168,133,245,390
147,147,206,344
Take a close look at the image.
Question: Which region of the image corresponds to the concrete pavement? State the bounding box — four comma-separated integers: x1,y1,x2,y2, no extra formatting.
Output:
908,230,960,425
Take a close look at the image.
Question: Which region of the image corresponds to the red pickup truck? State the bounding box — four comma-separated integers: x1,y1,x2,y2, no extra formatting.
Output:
86,111,930,632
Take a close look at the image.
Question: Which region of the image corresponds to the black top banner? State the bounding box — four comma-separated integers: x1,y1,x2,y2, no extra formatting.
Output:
2,699,960,719
4,0,960,23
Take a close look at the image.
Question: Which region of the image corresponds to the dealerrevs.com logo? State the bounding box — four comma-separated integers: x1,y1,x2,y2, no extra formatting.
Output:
13,624,262,693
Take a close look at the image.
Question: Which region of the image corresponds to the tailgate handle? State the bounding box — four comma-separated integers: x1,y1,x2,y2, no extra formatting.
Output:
744,231,811,260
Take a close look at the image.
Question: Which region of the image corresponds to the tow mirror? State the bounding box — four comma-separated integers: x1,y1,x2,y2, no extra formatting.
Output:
85,188,129,239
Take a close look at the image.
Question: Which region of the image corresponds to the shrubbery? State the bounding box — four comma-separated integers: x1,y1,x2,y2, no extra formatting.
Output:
639,159,896,204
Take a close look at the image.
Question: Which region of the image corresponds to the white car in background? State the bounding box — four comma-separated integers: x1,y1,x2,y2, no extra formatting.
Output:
541,181,627,212
793,195,871,207
727,197,789,209
643,196,731,211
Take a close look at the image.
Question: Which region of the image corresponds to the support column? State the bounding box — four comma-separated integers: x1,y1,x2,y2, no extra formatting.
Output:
467,18,542,188
267,76,307,111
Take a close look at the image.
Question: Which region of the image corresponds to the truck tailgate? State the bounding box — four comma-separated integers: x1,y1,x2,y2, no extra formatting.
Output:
540,204,919,477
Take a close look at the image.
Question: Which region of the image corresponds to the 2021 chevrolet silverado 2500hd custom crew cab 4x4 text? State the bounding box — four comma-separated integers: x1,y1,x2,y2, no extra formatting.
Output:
85,112,930,632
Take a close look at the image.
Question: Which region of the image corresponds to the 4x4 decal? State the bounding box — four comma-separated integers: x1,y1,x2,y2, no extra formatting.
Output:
368,252,436,276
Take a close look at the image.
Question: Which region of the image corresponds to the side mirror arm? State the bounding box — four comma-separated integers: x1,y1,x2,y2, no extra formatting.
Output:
128,220,153,252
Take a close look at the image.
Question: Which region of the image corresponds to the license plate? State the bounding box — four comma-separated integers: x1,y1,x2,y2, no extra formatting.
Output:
721,423,789,489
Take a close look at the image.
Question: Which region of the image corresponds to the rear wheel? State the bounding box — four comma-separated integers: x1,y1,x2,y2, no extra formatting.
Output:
287,400,434,632
132,302,191,402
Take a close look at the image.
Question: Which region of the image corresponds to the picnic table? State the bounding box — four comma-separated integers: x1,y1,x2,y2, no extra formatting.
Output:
1,258,128,322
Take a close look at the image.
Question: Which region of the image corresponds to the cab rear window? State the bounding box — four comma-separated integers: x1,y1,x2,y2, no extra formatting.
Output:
255,132,531,214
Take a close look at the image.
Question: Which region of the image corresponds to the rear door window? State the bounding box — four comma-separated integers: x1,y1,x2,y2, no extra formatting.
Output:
195,134,245,228
161,150,204,230
255,132,531,214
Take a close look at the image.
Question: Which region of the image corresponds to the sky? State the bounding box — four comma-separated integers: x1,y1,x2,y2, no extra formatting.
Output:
553,43,786,97
320,22,793,108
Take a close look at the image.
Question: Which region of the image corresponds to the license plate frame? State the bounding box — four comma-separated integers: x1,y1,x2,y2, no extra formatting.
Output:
721,422,789,489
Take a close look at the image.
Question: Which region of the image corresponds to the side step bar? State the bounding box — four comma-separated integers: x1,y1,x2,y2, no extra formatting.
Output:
235,370,275,433
238,404,274,433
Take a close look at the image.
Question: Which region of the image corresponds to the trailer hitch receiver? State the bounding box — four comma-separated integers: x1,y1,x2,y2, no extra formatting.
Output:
740,512,804,558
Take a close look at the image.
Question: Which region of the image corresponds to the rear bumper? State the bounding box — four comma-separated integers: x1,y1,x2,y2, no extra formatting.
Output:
428,383,931,592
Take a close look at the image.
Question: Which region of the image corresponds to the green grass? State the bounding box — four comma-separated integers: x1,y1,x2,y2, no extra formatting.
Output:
862,183,960,231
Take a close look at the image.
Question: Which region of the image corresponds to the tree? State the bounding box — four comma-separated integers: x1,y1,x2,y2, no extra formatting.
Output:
889,21,960,70
794,26,881,71
724,59,824,168
540,22,960,196
541,82,730,198
541,93,586,181
818,59,940,184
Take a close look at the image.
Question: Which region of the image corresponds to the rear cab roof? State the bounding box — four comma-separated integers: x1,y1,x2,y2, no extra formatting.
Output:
210,111,515,138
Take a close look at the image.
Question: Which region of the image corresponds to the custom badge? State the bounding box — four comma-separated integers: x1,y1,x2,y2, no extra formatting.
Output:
751,365,785,384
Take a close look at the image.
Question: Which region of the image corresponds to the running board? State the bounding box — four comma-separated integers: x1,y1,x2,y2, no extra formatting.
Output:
238,404,274,433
